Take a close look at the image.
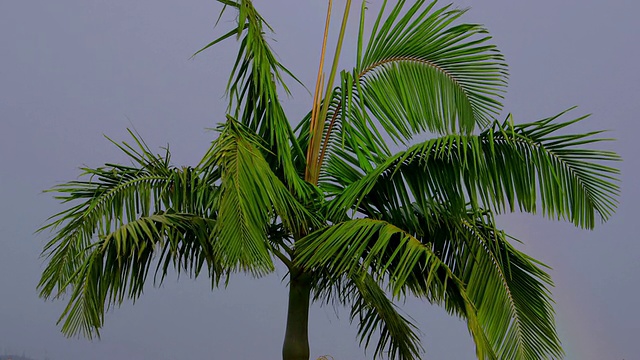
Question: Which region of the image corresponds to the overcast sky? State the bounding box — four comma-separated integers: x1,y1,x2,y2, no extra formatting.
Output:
1,1,638,359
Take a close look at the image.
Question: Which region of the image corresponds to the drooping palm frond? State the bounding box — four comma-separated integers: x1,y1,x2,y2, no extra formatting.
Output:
38,123,321,337
349,273,422,360
373,202,563,359
56,212,219,338
326,110,620,229
296,219,496,359
195,0,306,195
317,108,617,357
198,117,322,273
37,132,223,337
454,218,562,359
312,270,423,360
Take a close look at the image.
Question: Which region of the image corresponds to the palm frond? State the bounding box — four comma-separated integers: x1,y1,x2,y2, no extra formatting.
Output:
37,132,222,337
200,117,320,273
56,212,219,338
381,203,562,359
313,268,424,360
300,0,507,190
327,110,620,229
458,219,562,359
358,0,507,136
39,132,171,297
349,273,423,360
195,0,306,195
296,219,496,359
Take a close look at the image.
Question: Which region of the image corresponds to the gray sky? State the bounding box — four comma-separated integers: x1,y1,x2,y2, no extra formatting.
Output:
1,1,638,359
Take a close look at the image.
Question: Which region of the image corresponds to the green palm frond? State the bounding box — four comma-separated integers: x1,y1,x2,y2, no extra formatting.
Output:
39,132,174,297
39,121,319,338
37,133,222,337
299,0,508,190
195,0,306,195
199,117,321,274
56,212,218,338
296,219,495,359
357,0,507,136
348,273,423,360
203,123,274,274
458,220,561,359
312,270,423,360
380,204,562,359
327,110,619,228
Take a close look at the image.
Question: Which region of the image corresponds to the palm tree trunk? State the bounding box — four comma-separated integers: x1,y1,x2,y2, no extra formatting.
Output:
282,269,311,360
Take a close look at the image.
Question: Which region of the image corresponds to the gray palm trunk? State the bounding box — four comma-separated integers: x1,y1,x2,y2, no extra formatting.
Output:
282,268,312,360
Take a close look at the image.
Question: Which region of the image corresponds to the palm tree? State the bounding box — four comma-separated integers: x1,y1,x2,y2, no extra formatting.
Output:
38,1,620,359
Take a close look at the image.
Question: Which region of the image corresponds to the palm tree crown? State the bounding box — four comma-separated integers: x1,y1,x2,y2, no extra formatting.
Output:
38,1,620,359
